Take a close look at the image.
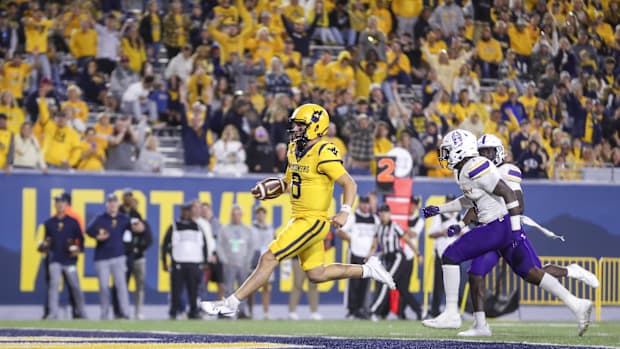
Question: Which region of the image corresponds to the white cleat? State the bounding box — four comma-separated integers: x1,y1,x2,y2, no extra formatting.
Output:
422,311,462,329
288,312,299,320
200,299,238,317
574,299,593,337
567,264,600,288
310,312,323,321
365,256,396,290
458,321,492,337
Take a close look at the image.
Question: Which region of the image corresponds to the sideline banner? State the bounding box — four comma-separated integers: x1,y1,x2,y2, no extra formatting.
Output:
1,172,619,305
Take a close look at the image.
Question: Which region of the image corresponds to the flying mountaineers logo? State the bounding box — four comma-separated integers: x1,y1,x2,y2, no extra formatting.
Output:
311,110,322,122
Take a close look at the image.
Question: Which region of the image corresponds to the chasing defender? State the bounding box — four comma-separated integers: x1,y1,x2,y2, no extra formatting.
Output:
200,104,395,317
454,134,599,336
421,129,592,336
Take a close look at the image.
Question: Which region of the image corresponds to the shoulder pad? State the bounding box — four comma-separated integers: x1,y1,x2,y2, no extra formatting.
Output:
466,157,492,180
501,163,522,182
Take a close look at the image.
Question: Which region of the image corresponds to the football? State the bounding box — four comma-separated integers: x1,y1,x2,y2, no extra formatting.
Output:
252,177,287,200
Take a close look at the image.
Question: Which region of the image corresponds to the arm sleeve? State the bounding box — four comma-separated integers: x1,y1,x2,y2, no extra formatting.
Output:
316,143,347,180
502,164,523,191
394,223,404,237
438,195,474,213
73,222,84,250
428,215,443,235
44,222,50,239
160,226,172,265
141,221,154,252
202,231,209,264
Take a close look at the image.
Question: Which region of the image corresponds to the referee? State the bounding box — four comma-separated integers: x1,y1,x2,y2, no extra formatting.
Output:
336,195,378,319
369,204,422,321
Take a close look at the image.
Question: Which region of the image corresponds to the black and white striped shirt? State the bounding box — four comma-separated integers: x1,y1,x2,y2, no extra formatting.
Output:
376,221,404,255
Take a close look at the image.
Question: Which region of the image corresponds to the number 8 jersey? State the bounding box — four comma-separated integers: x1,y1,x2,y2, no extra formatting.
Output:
285,140,347,219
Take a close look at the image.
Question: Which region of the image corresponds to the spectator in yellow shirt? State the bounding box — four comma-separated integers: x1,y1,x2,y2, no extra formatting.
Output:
423,145,452,177
247,27,282,67
476,25,503,78
208,3,254,65
95,113,113,151
0,114,14,172
280,38,302,87
392,0,422,36
313,51,332,89
284,0,306,24
326,51,355,92
372,120,393,175
385,41,412,94
0,91,24,135
2,54,30,101
349,0,370,38
187,65,213,106
254,11,285,39
61,85,89,124
519,81,539,120
69,19,97,66
77,127,105,171
452,89,477,126
213,0,239,26
370,0,392,36
508,18,534,69
122,25,147,73
22,8,53,79
139,1,163,64
37,100,82,169
61,2,89,39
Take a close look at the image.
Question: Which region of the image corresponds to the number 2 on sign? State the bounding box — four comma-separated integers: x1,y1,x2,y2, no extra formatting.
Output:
377,158,395,183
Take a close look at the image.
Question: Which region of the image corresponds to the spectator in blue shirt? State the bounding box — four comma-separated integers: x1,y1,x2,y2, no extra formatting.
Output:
501,88,527,124
86,193,133,319
42,194,86,320
180,103,211,173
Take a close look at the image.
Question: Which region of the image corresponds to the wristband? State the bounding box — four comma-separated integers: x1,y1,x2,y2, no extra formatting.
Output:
340,204,352,214
510,215,522,231
506,201,519,210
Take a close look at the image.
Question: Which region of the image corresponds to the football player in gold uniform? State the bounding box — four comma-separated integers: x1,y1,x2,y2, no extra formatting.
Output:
201,104,396,317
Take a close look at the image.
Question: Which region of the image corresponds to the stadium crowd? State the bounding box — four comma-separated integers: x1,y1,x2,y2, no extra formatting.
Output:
1,0,620,179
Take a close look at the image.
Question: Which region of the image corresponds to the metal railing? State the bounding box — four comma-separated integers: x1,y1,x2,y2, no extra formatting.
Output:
452,256,620,321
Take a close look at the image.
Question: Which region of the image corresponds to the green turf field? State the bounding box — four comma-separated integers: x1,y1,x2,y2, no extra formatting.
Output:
1,320,619,347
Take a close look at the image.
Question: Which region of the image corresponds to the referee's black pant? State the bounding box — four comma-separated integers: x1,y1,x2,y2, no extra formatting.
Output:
369,252,421,318
346,253,369,318
398,257,422,320
170,262,202,319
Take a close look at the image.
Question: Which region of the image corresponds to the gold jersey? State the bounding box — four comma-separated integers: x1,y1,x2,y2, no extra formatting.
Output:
285,139,347,219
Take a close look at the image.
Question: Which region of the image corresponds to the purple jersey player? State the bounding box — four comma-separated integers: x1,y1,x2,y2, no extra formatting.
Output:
420,129,593,336
451,134,599,337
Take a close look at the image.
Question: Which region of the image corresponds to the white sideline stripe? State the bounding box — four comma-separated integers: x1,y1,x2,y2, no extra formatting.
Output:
490,322,596,328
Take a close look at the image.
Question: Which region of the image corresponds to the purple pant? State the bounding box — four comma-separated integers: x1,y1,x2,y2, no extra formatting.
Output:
468,234,542,278
443,215,513,264
443,215,542,278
